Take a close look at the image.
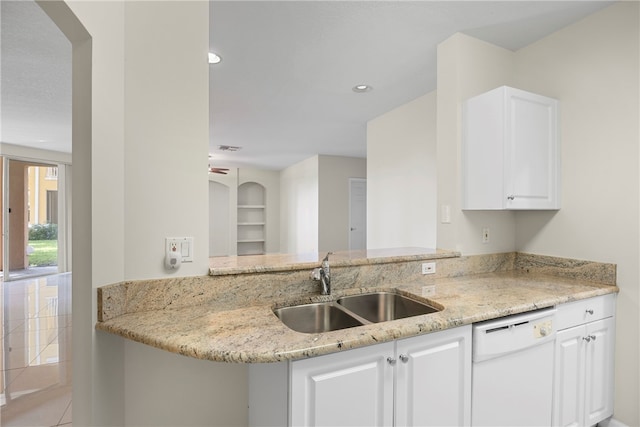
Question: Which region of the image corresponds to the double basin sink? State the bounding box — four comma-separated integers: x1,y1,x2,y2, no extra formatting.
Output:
274,291,442,334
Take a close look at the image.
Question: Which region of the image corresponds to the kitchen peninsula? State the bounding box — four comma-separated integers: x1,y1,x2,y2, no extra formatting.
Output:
96,249,617,363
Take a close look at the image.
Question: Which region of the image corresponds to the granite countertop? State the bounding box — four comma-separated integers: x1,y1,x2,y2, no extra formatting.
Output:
208,247,459,275
96,269,618,363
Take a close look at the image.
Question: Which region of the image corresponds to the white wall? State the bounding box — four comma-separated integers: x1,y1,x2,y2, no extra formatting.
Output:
280,155,319,254
56,1,250,425
367,92,438,249
49,1,125,425
124,340,248,427
512,3,639,424
122,1,209,280
318,155,366,252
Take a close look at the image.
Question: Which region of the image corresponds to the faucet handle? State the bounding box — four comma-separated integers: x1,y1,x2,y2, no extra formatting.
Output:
310,267,322,281
322,252,333,263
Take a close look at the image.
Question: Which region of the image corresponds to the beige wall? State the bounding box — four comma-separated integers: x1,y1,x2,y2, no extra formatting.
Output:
367,92,438,249
318,155,366,252
436,33,517,254
280,155,319,253
436,3,639,424
280,155,366,254
513,3,639,424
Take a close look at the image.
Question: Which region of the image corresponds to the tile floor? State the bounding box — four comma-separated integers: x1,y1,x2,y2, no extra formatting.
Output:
1,273,72,426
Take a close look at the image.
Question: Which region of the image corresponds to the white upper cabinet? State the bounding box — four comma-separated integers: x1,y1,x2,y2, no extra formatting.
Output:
462,86,560,210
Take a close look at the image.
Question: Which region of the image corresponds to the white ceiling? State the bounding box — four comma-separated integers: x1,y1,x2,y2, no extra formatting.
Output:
1,1,613,169
1,0,72,154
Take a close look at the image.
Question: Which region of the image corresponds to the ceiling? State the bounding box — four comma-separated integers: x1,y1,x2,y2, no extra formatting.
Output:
1,0,72,154
1,1,613,169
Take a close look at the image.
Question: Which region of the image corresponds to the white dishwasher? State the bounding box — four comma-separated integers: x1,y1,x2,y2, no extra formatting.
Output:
472,308,557,426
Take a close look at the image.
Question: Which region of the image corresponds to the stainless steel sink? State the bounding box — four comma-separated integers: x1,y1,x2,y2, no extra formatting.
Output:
337,291,441,323
274,302,364,334
274,291,441,333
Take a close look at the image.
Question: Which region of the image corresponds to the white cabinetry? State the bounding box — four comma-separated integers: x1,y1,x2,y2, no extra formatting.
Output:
249,325,471,427
394,326,471,426
291,326,471,427
462,86,560,210
553,294,616,427
290,341,395,427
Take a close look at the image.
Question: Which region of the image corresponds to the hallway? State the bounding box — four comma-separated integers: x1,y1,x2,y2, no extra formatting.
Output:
1,273,71,426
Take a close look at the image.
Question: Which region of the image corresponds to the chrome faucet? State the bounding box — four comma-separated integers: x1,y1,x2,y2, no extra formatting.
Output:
311,252,332,295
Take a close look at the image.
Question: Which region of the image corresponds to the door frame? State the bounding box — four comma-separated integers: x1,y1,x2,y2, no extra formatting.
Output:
1,154,71,281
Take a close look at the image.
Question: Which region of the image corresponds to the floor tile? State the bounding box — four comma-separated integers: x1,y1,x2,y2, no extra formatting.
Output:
1,273,72,427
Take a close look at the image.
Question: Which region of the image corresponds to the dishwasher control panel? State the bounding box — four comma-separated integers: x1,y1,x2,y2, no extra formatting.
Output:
533,319,553,338
472,307,557,362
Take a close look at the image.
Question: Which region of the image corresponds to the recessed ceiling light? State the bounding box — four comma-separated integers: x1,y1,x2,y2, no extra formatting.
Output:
208,52,222,64
352,84,373,93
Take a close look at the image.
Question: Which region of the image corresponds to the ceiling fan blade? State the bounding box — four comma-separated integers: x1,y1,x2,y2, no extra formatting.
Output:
209,167,230,174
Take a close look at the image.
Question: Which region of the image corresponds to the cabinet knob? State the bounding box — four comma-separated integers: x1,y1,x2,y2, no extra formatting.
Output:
583,336,591,342
507,195,515,201
585,309,594,315
589,335,597,341
399,354,409,363
386,357,396,365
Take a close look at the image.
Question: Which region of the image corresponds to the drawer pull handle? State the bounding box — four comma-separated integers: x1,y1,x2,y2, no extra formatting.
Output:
585,309,594,315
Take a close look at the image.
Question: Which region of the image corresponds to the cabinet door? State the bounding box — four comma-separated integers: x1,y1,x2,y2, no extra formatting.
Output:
290,342,394,427
462,86,559,210
505,89,559,209
395,325,472,427
584,317,615,426
553,325,586,427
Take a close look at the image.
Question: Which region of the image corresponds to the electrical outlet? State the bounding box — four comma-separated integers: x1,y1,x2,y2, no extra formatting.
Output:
165,237,194,262
482,227,490,244
421,262,436,275
422,285,436,297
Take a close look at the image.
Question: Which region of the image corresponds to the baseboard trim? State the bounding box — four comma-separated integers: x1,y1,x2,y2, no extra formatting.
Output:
599,417,628,427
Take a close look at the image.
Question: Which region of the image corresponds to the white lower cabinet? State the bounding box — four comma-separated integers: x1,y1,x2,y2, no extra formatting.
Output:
249,325,471,427
394,326,471,426
553,294,616,427
290,341,395,427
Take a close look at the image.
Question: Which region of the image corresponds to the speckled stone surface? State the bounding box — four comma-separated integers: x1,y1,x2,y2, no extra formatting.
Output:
208,247,459,275
96,250,618,363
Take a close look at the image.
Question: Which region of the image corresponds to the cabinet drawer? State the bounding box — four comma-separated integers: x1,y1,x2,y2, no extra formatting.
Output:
556,294,616,330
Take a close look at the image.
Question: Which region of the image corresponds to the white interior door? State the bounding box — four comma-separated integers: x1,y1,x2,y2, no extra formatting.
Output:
349,178,366,251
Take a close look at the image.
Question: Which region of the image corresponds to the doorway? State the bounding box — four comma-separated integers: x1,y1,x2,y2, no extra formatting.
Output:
1,158,68,281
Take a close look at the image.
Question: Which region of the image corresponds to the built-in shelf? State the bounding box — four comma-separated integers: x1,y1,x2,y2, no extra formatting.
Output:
238,182,266,256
